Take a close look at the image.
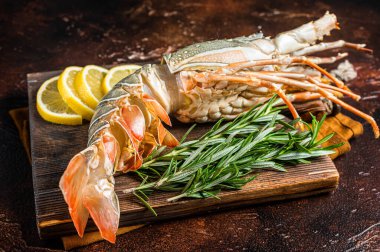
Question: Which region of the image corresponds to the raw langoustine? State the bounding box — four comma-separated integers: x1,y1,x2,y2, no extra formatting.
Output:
59,12,379,243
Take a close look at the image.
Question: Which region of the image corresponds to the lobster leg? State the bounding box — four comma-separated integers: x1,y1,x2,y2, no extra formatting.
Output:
254,80,300,121
288,91,322,102
257,71,360,100
245,73,379,138
220,56,346,89
192,72,379,138
308,53,348,65
292,40,373,56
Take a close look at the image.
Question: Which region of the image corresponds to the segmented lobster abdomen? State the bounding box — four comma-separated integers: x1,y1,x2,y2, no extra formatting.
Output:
88,86,129,146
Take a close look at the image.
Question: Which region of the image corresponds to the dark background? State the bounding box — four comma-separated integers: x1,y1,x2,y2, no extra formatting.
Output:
0,0,379,251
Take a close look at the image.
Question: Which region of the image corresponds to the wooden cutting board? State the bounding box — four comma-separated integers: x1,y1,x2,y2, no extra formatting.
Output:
28,70,339,239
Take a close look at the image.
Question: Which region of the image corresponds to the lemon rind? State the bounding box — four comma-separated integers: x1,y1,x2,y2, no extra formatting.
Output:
36,76,82,125
101,64,141,94
57,66,95,121
75,65,108,109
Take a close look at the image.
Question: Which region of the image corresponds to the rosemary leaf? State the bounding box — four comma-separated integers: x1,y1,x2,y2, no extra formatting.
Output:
126,95,339,213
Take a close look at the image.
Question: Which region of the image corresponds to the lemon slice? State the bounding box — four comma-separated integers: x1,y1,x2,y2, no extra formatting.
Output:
75,65,108,109
37,76,82,125
58,66,94,121
102,65,141,94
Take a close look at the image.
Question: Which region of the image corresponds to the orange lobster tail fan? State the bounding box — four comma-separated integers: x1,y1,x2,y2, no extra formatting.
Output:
60,136,120,243
82,185,119,243
59,150,92,237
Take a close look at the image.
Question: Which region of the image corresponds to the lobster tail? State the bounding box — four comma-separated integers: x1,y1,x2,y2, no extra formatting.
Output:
59,85,179,240
59,134,120,243
82,179,119,243
59,146,94,237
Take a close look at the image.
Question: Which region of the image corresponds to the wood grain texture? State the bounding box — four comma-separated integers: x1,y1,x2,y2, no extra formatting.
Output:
27,70,339,239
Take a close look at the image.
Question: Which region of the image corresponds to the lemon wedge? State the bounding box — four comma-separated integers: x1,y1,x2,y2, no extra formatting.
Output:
102,64,141,94
37,76,82,125
75,65,108,109
58,66,94,120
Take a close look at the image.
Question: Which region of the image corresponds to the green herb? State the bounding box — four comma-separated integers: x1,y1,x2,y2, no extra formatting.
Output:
124,95,342,212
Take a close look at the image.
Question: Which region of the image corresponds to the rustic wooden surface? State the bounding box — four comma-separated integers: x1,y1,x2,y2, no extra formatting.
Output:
28,71,339,239
0,0,379,251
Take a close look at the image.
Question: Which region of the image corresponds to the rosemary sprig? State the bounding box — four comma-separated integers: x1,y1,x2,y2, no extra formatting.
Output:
125,95,342,210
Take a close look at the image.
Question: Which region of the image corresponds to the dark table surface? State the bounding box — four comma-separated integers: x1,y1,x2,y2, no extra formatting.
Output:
1,0,379,251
